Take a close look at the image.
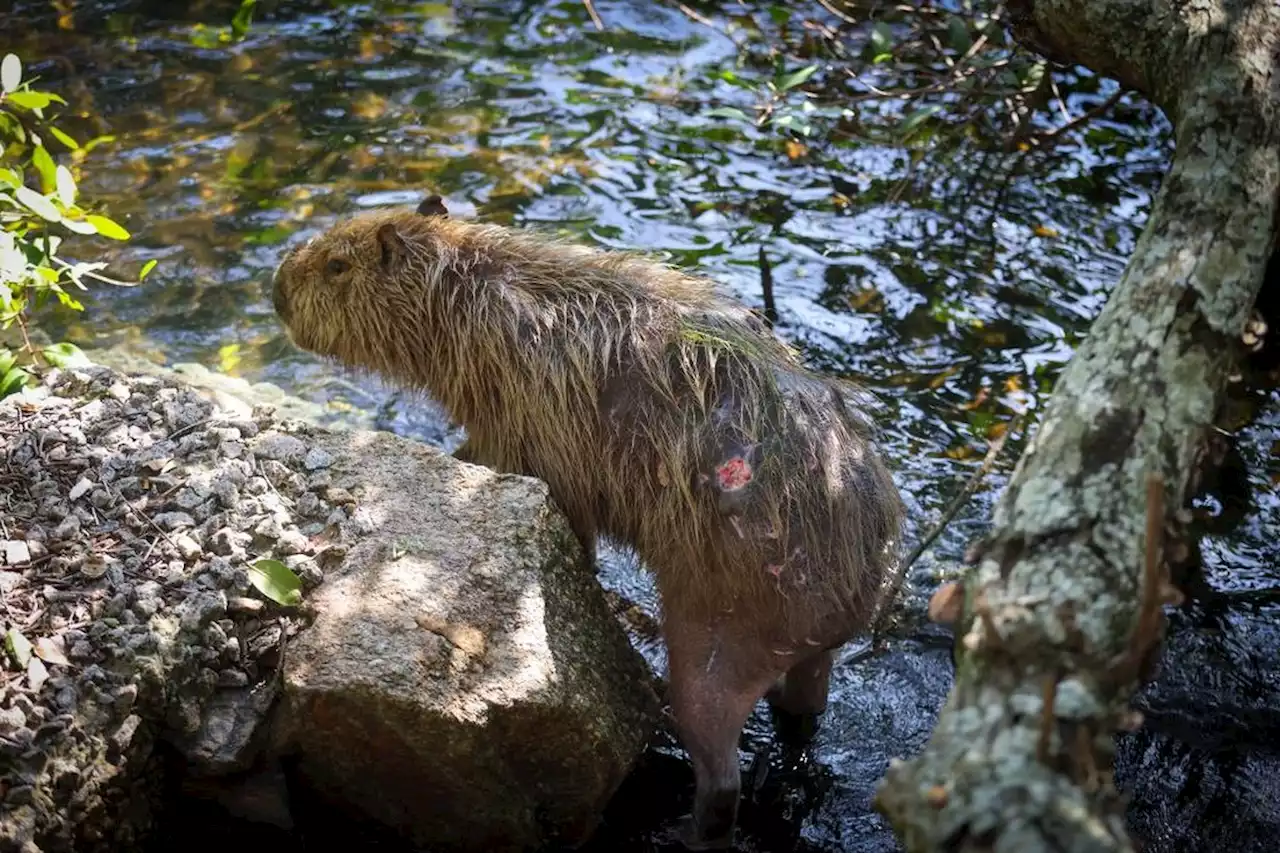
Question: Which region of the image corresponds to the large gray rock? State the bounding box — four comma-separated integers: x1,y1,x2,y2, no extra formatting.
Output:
0,357,658,853
274,428,660,852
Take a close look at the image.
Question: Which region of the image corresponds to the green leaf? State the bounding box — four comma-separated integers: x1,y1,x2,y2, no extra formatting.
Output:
231,0,257,40
82,134,116,154
0,348,14,374
41,342,91,368
4,627,32,668
946,16,973,54
869,22,893,56
5,90,52,111
54,165,75,207
776,64,818,92
60,217,98,235
31,145,56,192
716,70,753,90
704,106,751,122
85,214,130,240
0,54,20,94
0,167,19,188
47,125,79,150
1021,60,1047,92
3,116,24,144
899,105,943,137
249,559,303,607
15,185,61,222
56,292,84,311
139,259,158,280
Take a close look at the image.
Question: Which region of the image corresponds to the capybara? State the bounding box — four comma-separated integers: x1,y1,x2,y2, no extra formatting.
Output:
271,196,904,850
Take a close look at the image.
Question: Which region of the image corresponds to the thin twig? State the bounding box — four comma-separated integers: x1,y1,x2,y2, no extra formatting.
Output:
1105,473,1167,686
1030,89,1125,149
815,0,858,25
675,2,716,28
872,412,1025,636
582,0,604,30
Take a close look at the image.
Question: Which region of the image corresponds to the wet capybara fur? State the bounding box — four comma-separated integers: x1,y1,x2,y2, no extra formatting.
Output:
272,196,904,850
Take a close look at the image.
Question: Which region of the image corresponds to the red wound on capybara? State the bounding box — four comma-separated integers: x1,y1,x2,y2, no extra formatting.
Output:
715,456,753,491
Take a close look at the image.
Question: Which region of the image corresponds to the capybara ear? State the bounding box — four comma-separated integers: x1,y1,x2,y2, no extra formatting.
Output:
376,223,408,270
417,195,448,218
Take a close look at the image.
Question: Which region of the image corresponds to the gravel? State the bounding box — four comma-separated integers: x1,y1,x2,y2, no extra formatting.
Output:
0,364,353,853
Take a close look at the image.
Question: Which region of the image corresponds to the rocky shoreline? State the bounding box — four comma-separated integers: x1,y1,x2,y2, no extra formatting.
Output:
0,361,658,853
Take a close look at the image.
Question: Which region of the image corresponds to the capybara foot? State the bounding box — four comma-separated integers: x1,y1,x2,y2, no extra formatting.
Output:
765,649,833,748
675,806,736,850
768,705,821,749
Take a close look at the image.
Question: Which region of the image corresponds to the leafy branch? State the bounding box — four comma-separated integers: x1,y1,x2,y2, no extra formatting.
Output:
0,53,156,396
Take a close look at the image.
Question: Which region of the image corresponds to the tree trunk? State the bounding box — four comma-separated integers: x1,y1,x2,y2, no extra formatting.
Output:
875,2,1280,851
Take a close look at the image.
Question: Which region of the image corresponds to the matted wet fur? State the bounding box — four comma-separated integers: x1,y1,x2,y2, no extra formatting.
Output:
272,196,904,850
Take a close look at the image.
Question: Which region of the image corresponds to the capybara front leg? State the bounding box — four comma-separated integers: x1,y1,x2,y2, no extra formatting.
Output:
666,625,779,850
571,520,598,569
765,648,834,748
451,436,478,463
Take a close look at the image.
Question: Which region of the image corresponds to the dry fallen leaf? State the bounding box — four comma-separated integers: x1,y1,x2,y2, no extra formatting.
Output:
34,635,70,667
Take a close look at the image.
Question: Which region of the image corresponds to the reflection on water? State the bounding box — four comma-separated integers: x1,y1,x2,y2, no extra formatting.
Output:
2,1,1278,850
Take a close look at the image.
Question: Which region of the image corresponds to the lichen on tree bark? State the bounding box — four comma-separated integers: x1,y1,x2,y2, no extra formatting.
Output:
875,1,1280,851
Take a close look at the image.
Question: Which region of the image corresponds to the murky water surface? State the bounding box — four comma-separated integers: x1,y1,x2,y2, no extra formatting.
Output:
3,1,1278,850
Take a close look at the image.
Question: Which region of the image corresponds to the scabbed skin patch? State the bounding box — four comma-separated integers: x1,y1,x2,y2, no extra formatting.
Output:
715,455,753,491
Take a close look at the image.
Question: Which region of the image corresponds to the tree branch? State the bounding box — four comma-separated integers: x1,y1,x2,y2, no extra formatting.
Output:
875,1,1280,850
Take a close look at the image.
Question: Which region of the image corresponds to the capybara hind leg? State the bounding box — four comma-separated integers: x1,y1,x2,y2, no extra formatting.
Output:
666,623,783,850
766,649,834,747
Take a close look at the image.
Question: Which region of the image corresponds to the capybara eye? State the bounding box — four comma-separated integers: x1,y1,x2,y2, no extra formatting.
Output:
326,258,350,276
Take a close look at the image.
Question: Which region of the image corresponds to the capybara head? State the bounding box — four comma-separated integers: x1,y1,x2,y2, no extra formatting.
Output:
271,195,450,370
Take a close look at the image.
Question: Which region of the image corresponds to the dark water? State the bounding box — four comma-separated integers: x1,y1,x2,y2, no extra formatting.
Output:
2,1,1278,851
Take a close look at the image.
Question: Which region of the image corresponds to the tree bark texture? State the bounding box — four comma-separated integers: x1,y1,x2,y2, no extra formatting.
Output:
876,2,1280,852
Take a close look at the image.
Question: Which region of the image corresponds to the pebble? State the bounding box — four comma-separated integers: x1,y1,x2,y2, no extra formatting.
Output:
178,592,228,633
210,528,250,557
175,535,203,562
325,486,356,507
0,706,28,733
284,554,324,587
68,478,94,502
303,447,333,470
295,492,324,518
227,596,265,615
275,530,310,557
3,540,31,566
153,511,196,532
252,432,307,465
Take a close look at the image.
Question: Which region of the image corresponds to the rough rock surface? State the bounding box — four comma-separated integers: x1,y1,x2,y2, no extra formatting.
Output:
276,427,660,852
0,362,659,853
